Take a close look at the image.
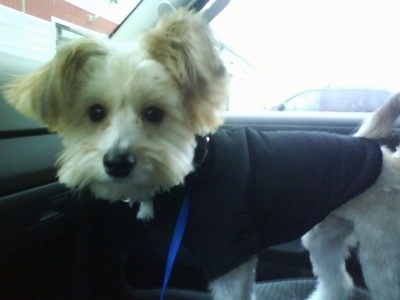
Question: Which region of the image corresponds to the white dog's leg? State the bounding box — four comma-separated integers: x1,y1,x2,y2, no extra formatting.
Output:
209,255,258,300
356,220,400,300
302,215,356,300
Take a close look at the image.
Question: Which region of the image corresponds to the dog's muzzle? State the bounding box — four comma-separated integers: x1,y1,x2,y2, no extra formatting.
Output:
103,150,136,178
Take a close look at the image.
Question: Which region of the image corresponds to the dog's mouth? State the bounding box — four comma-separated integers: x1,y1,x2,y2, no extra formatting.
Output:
105,174,133,184
89,177,153,202
103,150,136,179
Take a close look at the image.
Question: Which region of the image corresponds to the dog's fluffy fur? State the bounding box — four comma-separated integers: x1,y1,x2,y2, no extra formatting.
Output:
3,9,400,300
4,10,227,219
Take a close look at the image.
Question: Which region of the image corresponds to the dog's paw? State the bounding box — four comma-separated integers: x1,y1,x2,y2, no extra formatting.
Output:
137,201,154,220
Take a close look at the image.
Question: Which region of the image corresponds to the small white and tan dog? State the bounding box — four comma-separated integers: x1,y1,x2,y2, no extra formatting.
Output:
3,9,400,300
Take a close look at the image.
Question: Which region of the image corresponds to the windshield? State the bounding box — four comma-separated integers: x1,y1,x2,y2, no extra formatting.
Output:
211,0,400,112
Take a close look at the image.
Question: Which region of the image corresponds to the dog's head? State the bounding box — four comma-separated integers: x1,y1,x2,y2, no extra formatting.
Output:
3,10,228,202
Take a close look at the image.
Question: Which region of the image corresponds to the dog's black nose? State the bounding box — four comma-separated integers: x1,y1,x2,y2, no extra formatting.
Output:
103,150,136,178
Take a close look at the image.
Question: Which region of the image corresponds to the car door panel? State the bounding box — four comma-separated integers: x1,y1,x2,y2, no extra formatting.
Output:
0,134,62,195
0,94,112,298
0,95,44,132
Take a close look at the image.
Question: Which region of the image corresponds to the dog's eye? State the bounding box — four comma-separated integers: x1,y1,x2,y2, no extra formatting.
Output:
143,106,164,124
88,104,106,122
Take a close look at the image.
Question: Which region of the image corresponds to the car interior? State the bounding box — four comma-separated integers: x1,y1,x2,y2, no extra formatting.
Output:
1,0,399,299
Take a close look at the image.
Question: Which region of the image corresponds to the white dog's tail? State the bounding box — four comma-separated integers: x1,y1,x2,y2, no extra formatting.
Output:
354,92,400,138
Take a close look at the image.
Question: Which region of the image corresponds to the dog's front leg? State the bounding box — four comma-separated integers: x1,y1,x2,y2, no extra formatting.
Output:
302,215,356,300
137,200,154,220
209,256,258,300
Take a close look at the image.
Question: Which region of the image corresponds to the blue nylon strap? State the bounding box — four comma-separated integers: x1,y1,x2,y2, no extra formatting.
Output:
160,186,191,300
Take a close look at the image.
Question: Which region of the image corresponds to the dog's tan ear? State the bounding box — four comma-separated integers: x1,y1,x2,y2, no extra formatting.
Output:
2,38,108,131
142,9,228,135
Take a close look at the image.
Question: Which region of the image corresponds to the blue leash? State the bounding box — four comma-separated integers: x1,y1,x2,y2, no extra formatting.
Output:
159,186,191,300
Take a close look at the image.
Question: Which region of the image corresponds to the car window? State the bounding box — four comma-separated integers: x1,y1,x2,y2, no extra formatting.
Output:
320,90,392,112
0,0,140,67
210,0,399,112
285,91,321,111
322,90,360,112
366,91,393,111
1,0,398,114
322,90,362,112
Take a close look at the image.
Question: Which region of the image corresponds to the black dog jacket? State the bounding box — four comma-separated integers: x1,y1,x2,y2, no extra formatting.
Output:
151,127,382,280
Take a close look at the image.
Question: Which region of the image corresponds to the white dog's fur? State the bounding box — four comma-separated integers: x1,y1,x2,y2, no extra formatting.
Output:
3,9,400,300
